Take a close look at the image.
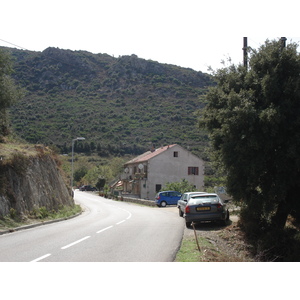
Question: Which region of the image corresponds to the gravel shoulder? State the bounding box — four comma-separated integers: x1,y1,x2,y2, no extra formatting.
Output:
183,214,254,261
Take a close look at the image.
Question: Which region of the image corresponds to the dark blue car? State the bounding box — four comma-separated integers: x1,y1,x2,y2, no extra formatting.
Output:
155,191,182,207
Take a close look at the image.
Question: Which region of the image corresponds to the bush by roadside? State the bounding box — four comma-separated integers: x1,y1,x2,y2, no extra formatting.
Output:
0,204,82,234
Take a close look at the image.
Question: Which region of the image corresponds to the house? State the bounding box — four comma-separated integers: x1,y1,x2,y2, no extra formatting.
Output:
120,144,204,200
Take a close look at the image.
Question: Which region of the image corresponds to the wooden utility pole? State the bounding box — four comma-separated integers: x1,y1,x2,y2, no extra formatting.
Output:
281,37,287,49
243,37,248,69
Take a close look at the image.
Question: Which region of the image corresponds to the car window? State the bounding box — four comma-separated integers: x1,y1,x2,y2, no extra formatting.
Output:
191,196,219,202
170,192,180,197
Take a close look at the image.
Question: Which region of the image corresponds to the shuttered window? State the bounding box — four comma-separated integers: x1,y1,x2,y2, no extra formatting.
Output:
188,167,199,175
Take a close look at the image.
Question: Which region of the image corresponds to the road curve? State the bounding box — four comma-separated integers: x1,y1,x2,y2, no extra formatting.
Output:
0,191,185,262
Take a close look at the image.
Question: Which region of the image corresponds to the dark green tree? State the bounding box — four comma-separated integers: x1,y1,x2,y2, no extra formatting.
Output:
0,49,21,136
73,166,88,183
200,39,300,231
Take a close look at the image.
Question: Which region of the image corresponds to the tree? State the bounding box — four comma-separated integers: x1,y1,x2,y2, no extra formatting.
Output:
0,49,21,136
199,39,300,231
162,178,197,194
73,166,88,183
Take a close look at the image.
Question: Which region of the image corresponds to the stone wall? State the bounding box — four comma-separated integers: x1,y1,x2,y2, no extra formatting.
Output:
118,196,156,207
0,154,73,217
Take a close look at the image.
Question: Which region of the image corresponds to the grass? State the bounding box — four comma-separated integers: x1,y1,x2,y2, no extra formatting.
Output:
0,136,38,159
175,235,218,262
0,205,82,232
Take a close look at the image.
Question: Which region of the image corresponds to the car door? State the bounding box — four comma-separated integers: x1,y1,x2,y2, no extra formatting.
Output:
160,192,169,204
168,192,179,205
178,193,188,211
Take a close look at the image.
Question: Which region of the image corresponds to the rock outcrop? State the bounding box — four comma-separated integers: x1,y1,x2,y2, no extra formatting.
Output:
0,152,73,217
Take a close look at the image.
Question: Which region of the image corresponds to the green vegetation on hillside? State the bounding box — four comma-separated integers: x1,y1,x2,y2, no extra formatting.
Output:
2,47,214,158
0,48,22,138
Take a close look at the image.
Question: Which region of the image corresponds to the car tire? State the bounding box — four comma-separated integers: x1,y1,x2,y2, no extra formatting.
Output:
221,210,230,226
160,201,167,207
226,210,230,221
179,208,183,217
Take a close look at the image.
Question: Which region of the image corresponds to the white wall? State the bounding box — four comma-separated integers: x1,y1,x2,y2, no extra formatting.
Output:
141,145,204,200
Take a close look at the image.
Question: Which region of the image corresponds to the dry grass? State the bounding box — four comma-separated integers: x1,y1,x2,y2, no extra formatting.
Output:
176,219,255,262
0,137,53,162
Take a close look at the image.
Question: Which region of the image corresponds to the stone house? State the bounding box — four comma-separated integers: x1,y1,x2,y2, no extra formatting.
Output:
120,144,204,200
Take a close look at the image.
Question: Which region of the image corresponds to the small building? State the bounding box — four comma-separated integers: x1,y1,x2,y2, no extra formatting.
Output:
120,144,204,200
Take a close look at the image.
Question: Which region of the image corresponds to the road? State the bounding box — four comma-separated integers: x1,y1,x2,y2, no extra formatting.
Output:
0,191,184,262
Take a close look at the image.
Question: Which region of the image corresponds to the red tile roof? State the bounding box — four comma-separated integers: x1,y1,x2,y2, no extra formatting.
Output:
125,144,177,164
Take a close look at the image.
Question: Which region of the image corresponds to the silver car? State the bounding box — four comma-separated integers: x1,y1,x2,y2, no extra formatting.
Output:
179,193,229,227
177,192,206,217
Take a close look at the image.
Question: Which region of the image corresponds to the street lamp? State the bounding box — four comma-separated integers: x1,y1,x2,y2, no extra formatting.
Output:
71,137,85,195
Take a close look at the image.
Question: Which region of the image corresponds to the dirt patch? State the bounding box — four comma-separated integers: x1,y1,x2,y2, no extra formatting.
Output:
184,215,255,262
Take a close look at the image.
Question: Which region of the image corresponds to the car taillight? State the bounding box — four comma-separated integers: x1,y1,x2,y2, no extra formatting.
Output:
157,196,160,200
217,203,223,210
185,206,190,213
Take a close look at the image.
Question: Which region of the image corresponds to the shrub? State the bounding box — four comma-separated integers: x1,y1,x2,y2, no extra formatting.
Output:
9,208,16,219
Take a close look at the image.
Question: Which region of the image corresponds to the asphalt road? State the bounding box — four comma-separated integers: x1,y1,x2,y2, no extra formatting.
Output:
0,191,185,262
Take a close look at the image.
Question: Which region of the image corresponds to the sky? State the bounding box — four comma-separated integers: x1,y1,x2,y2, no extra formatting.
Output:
1,0,299,73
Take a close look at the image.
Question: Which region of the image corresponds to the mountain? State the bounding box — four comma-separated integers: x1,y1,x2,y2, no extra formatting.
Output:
3,46,214,157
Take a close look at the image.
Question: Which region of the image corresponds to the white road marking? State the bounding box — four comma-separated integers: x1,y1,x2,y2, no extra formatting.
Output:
30,253,51,262
61,236,91,250
30,204,133,260
119,208,132,220
107,205,132,220
96,226,113,233
116,220,125,225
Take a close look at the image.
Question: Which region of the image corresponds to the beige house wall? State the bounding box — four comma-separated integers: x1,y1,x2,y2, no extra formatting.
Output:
140,145,204,200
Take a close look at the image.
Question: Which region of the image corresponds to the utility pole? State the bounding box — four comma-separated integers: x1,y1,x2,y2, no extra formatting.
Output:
243,37,248,69
281,37,287,49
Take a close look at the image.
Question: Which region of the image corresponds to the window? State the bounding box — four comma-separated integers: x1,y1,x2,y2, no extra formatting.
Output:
173,151,179,157
156,184,162,192
171,191,182,197
188,167,199,175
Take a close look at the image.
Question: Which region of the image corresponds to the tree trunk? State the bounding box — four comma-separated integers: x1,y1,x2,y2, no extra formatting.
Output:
271,190,295,230
272,202,289,229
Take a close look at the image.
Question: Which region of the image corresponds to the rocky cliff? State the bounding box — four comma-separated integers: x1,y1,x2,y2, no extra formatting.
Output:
0,147,74,218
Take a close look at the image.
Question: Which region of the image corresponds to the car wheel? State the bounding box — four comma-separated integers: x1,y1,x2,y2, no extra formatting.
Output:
160,201,167,207
179,208,183,217
226,210,230,221
221,210,230,226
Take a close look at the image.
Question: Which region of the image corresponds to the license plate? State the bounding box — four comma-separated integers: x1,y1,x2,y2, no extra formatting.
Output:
196,206,211,211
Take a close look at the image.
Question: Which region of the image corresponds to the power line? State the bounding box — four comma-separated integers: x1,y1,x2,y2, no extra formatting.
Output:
0,38,31,51
0,38,86,69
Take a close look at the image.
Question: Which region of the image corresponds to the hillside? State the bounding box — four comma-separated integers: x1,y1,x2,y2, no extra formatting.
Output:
3,46,214,157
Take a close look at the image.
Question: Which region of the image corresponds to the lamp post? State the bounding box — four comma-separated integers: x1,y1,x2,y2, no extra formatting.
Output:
71,137,85,195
